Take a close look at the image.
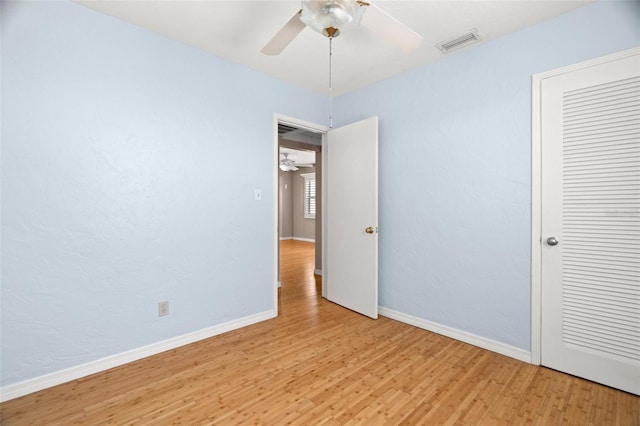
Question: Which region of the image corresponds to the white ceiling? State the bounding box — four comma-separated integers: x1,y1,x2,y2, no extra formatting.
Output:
280,147,316,167
77,1,593,96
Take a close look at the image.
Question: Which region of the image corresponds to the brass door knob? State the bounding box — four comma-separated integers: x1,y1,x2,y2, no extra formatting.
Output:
365,227,375,234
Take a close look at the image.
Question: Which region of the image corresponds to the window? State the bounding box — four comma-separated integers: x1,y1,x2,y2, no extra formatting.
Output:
301,173,316,219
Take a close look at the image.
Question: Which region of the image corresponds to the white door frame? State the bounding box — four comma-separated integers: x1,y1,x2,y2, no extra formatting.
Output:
272,113,329,315
530,46,640,366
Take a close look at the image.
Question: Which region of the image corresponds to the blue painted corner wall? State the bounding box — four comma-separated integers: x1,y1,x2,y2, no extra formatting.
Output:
335,0,640,350
1,0,639,389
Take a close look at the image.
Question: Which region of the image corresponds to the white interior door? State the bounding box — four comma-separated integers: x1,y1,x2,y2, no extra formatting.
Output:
325,116,378,319
540,50,640,395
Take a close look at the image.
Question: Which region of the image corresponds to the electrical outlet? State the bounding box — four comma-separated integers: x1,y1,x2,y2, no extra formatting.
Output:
158,301,169,317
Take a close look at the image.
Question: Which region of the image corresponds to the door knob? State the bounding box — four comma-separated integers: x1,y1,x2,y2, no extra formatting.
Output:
546,236,559,246
365,227,375,234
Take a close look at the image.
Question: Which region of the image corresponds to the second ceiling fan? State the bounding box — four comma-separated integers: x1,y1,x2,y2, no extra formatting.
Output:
280,152,314,172
261,0,423,55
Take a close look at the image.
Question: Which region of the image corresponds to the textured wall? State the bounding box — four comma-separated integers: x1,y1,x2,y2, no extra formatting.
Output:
3,0,638,390
334,0,640,351
1,0,325,387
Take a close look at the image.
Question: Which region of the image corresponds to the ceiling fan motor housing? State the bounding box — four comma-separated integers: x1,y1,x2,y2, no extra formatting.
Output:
261,0,421,56
301,0,363,38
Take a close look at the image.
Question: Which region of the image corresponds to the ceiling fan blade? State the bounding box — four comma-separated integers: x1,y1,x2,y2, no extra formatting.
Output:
361,3,423,53
261,10,306,55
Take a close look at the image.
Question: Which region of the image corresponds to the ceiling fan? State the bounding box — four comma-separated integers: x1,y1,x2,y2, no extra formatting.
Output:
280,153,314,172
261,0,423,55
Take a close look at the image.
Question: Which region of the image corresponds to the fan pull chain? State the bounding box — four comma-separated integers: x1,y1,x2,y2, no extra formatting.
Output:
329,36,333,129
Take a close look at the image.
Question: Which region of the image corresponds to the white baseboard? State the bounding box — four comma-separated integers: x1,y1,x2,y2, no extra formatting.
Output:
279,237,315,243
378,307,531,363
292,237,315,243
0,310,276,402
314,269,322,276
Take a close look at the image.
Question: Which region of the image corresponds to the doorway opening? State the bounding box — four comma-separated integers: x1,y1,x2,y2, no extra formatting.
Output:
272,114,380,319
274,116,327,315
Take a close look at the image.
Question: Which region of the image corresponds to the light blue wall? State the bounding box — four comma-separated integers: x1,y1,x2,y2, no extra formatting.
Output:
2,0,639,389
335,0,640,350
1,0,326,386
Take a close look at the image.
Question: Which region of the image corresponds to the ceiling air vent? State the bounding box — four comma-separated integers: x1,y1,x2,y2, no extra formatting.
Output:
436,29,481,54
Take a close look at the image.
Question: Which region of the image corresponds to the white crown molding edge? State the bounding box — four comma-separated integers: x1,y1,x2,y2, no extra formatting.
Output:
0,309,276,402
378,307,531,364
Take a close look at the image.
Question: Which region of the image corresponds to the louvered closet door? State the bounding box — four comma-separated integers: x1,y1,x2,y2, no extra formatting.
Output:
540,51,640,395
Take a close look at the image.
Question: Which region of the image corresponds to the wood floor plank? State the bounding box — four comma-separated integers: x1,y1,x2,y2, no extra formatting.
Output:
482,362,540,424
1,240,638,425
617,391,640,426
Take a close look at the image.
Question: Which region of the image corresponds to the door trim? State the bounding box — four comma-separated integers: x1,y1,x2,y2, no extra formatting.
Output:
530,46,640,366
273,113,328,315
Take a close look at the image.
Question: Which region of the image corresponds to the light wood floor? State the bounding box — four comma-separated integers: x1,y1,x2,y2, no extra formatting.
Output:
1,240,638,425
